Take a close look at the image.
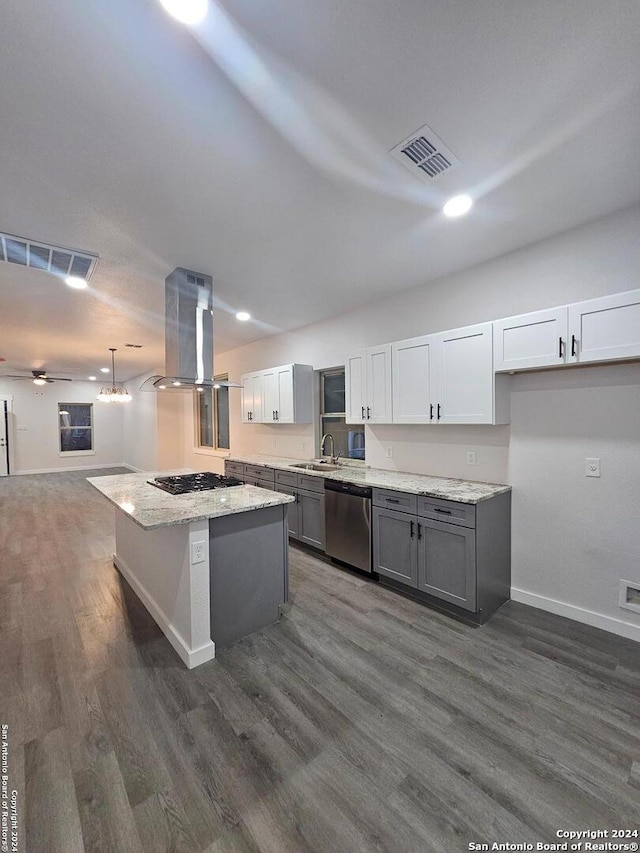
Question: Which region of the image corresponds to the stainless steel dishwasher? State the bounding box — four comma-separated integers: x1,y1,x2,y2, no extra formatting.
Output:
324,480,372,572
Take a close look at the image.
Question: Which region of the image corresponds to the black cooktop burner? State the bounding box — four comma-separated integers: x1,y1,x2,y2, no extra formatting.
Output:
148,472,243,495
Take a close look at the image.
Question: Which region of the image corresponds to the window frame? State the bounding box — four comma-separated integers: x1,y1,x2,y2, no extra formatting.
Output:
193,376,231,457
58,402,95,457
317,367,365,462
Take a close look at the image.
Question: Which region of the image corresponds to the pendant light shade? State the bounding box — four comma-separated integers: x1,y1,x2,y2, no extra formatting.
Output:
97,348,132,403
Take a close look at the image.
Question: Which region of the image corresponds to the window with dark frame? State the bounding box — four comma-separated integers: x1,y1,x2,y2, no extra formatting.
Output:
58,403,93,453
196,378,230,451
318,368,365,460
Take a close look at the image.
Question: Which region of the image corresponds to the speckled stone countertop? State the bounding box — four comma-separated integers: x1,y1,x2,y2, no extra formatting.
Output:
87,471,294,531
229,454,511,504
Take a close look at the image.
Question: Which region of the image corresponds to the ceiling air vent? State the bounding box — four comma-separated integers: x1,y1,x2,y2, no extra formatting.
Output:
390,124,460,183
0,232,99,280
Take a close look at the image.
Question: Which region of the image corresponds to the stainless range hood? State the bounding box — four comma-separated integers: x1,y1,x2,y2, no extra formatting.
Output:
140,267,241,391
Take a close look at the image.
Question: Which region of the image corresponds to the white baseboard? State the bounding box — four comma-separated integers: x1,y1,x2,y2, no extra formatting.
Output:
511,587,640,643
113,553,216,669
120,463,145,473
13,462,132,475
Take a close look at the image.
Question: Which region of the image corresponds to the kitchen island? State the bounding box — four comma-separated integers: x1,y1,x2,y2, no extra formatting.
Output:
88,471,294,668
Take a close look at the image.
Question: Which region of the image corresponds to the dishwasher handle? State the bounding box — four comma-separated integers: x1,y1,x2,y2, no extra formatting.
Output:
324,479,372,499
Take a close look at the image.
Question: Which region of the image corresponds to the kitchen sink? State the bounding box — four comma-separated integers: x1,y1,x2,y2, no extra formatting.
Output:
290,462,341,471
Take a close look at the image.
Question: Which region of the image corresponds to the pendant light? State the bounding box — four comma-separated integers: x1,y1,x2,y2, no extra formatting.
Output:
97,348,132,403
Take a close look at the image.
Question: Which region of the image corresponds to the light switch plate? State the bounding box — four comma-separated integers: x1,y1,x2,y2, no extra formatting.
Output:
585,458,601,478
466,450,477,466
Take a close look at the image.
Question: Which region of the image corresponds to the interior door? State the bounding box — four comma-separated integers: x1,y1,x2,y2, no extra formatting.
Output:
0,402,8,476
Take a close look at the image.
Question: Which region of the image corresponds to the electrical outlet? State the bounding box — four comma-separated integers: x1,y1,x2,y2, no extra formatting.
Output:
466,450,477,466
385,446,392,458
297,441,304,451
585,458,601,478
191,541,206,564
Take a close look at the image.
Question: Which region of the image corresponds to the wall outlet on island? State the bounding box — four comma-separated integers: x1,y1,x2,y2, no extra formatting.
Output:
466,450,477,466
385,446,393,458
191,541,206,564
585,458,601,478
297,441,304,451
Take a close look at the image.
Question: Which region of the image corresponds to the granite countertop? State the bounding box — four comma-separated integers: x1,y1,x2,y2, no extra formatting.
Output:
87,471,295,531
229,454,511,504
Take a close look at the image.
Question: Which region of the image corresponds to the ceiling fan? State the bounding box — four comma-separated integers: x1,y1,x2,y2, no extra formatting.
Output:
3,370,73,385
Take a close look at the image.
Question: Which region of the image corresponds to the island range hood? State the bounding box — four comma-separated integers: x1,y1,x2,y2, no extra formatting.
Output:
140,267,241,391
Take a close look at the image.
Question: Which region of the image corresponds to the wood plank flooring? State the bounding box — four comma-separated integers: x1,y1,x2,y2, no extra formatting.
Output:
1,469,639,852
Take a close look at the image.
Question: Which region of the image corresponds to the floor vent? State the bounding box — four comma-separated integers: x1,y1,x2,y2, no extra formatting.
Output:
619,580,640,614
0,232,98,280
390,124,460,183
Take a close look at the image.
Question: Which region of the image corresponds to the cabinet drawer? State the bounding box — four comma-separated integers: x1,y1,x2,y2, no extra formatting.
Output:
243,464,275,482
373,488,417,514
297,474,324,493
275,470,298,489
225,460,244,476
417,497,475,528
255,479,275,491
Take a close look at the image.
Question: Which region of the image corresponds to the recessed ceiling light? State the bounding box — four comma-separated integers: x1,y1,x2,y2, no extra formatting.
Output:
100,367,110,373
235,311,251,322
158,0,208,25
173,380,182,386
158,384,167,390
65,275,88,289
88,375,97,381
443,195,473,218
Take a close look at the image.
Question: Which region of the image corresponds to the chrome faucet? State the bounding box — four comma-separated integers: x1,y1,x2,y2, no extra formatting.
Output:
320,433,340,464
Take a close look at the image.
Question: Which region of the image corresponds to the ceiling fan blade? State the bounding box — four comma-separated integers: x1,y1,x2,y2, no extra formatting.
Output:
47,377,73,382
2,375,33,380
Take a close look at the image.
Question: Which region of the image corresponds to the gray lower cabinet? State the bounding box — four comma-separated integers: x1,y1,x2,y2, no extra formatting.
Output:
278,485,300,538
298,488,325,550
372,506,418,586
417,518,476,611
372,487,510,619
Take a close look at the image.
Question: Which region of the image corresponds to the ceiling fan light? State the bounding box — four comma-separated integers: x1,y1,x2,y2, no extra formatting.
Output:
33,377,47,385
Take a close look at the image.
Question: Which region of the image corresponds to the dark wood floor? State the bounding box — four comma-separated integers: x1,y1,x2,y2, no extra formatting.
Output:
1,469,639,852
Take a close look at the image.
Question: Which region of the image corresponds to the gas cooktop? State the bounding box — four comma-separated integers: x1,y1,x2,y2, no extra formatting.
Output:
148,472,243,495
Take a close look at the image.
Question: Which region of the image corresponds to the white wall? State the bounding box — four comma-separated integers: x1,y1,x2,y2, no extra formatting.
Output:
0,378,124,474
166,202,640,640
122,371,159,472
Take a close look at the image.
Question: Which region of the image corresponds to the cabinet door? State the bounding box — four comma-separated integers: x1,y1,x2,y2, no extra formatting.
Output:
345,351,366,423
276,366,294,423
249,374,263,423
366,344,392,423
568,289,640,364
493,308,568,372
276,486,299,539
417,519,476,611
372,506,418,587
434,323,494,424
392,336,433,424
298,489,325,550
241,374,253,423
262,369,278,422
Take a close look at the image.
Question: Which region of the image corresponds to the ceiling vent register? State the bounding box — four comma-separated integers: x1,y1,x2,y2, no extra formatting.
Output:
390,124,460,183
0,232,98,280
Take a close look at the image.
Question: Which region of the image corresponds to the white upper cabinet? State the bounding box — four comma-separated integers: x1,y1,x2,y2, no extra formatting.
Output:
240,364,313,424
241,372,263,423
493,307,568,372
434,323,496,424
345,345,392,423
567,289,640,364
392,335,433,424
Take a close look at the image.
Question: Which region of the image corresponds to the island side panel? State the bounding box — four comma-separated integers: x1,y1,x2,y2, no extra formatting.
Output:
114,509,215,668
209,504,288,649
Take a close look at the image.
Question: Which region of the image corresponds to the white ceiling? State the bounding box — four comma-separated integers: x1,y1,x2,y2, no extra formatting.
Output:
1,0,639,381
